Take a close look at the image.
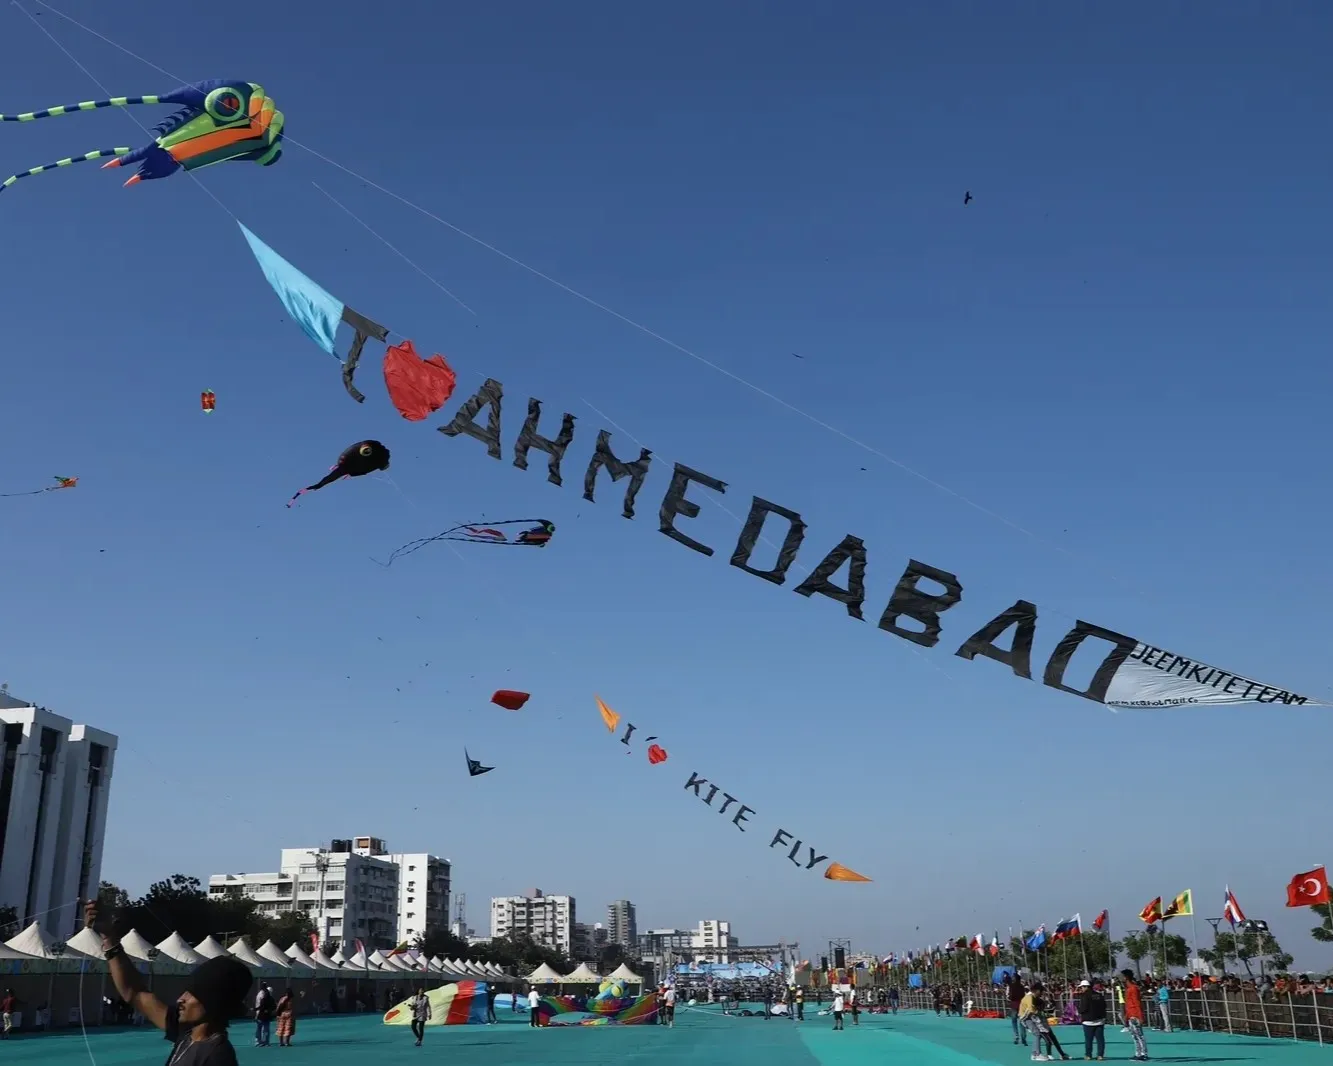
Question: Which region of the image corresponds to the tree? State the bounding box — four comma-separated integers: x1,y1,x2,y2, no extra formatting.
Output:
98,881,131,918
415,927,470,962
1046,932,1120,976
1310,903,1333,945
1198,928,1293,976
255,909,316,949
1143,926,1189,975
597,943,628,974
1121,933,1151,976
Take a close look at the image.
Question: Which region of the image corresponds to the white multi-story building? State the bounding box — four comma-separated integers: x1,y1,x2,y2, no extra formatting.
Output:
607,899,637,949
368,847,449,947
0,692,117,937
491,889,575,956
691,919,737,963
210,838,400,949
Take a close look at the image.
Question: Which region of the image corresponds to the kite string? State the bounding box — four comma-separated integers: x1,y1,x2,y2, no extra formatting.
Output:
27,0,1156,605
9,0,239,226
26,0,1333,703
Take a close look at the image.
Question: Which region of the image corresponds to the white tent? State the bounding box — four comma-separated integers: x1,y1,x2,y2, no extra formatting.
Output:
66,927,106,959
527,962,562,983
257,941,294,969
194,936,229,959
366,950,391,970
115,929,160,962
562,962,601,983
228,938,272,970
607,962,644,984
156,932,205,966
346,947,370,969
284,943,318,970
310,948,343,971
330,948,347,966
5,921,59,958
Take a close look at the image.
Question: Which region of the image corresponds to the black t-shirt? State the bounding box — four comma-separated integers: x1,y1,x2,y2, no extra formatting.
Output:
163,1005,238,1066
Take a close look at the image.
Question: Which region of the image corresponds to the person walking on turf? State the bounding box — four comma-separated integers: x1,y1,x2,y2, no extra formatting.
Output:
486,984,498,1024
889,985,900,1015
528,985,541,1027
409,987,431,1046
1119,970,1149,1061
254,983,275,1046
1009,976,1028,1046
1077,978,1107,1060
831,990,845,1030
276,988,296,1047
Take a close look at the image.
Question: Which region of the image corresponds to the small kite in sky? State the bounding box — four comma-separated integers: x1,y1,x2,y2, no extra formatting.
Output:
491,690,530,711
376,519,554,566
201,389,216,414
963,191,973,205
465,749,494,777
824,862,872,883
596,695,620,733
2,80,282,194
288,440,389,507
0,475,77,498
383,340,456,421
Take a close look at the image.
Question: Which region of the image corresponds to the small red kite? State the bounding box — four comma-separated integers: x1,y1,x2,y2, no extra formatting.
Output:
491,690,530,711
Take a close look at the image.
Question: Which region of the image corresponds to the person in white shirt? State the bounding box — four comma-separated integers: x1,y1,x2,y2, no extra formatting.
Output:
831,991,845,1030
527,986,541,1027
663,985,676,1028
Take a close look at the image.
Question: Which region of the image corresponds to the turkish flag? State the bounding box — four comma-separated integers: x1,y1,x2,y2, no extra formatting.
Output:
1286,867,1330,907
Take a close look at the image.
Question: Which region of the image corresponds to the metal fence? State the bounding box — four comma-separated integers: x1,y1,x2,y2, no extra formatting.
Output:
898,985,1333,1044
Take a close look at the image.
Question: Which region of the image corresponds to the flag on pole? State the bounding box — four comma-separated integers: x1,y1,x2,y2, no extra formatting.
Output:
1139,897,1163,925
1092,909,1109,931
1053,914,1082,940
1285,866,1330,907
1026,926,1048,951
1222,887,1246,927
989,935,1000,957
1163,890,1194,919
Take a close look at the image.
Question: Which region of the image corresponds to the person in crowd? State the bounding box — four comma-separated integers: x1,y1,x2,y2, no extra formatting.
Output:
485,984,498,1024
933,984,944,1015
1119,969,1149,1061
408,987,431,1046
85,900,250,1066
1020,980,1070,1061
888,985,900,1015
253,983,275,1047
849,986,861,1026
795,985,805,1020
1077,978,1107,1060
527,984,541,1027
663,984,676,1028
1,989,15,1039
951,986,964,1018
276,988,296,1047
1156,982,1171,1032
831,989,845,1030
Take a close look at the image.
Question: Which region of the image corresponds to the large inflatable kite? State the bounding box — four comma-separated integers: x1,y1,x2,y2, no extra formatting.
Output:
288,441,390,507
383,981,488,1026
2,80,282,193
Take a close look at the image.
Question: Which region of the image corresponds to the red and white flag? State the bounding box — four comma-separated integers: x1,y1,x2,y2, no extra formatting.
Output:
989,935,1000,957
1092,909,1109,931
1286,866,1330,908
1222,886,1246,926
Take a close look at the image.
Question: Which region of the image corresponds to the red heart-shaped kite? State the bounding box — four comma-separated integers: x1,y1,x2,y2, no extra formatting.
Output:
383,340,457,422
647,744,668,765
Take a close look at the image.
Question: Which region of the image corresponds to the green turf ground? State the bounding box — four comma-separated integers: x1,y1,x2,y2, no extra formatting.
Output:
10,1004,1330,1066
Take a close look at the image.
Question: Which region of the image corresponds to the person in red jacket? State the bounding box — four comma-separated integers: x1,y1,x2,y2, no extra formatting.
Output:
1119,970,1149,1061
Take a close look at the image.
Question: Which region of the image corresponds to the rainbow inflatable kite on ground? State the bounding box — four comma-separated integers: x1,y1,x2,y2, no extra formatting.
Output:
536,993,659,1026
383,981,489,1026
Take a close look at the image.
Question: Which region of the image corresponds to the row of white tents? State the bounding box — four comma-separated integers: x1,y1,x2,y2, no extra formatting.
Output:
0,921,643,986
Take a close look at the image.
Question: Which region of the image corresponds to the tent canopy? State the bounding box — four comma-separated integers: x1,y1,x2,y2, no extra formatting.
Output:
608,962,644,983
66,927,105,960
229,938,273,970
157,932,204,966
256,941,293,969
5,922,59,959
527,962,562,982
562,962,601,983
194,936,229,959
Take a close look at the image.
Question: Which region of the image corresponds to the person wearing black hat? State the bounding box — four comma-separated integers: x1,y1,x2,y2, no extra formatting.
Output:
86,900,251,1065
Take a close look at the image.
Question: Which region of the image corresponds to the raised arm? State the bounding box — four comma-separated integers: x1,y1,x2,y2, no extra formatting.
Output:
84,900,170,1031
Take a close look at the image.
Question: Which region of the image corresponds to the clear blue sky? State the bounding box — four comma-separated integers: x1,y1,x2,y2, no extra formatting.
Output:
3,0,1331,967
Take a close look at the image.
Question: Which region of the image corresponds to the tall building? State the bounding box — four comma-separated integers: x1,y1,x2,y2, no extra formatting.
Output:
490,889,575,955
210,838,399,949
0,692,117,937
691,919,737,963
607,899,637,949
372,848,449,946
572,921,608,960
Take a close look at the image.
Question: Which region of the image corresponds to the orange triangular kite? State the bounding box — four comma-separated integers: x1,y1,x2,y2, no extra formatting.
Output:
596,695,620,733
824,862,872,883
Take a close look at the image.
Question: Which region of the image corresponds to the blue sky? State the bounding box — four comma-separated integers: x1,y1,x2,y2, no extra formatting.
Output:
3,0,1332,966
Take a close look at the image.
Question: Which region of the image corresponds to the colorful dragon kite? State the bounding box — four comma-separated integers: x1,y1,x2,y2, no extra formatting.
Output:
1,80,283,194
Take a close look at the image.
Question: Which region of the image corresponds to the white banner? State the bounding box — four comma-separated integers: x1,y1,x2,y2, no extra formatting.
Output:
1105,643,1321,709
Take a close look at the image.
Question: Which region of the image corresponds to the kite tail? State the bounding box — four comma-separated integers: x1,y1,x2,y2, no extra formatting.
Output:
0,96,162,122
0,147,132,193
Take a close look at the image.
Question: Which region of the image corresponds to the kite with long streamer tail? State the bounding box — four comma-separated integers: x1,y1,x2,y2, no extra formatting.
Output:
1,80,282,193
0,476,77,498
376,519,555,566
